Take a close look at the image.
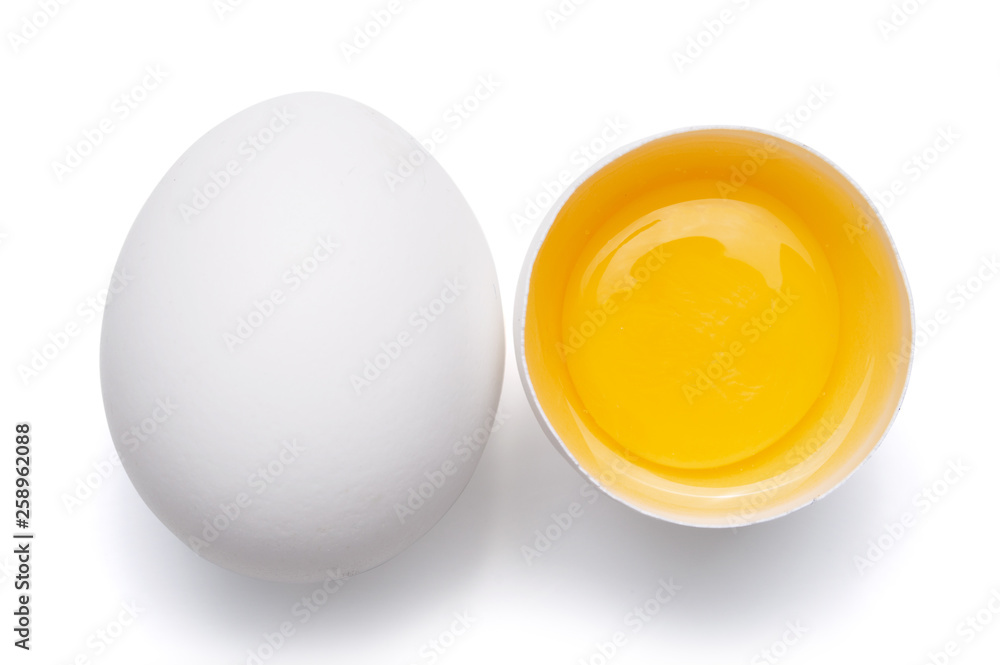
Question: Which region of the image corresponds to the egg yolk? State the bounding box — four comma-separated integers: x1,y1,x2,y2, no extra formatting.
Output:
561,195,840,471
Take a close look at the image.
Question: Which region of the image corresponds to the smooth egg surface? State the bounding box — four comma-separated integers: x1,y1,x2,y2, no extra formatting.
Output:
100,92,504,582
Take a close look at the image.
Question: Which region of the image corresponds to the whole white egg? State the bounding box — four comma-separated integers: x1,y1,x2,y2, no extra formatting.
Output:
100,92,504,582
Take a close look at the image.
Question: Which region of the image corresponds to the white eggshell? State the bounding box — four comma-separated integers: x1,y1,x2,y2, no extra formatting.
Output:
100,92,504,582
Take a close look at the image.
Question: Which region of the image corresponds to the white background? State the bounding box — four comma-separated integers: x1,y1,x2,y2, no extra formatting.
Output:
2,0,999,663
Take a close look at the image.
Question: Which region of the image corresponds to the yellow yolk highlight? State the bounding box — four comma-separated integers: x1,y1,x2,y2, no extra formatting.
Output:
561,195,840,471
522,129,914,523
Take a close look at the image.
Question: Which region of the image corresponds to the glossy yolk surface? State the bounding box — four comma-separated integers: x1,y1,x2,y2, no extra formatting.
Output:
561,196,840,471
